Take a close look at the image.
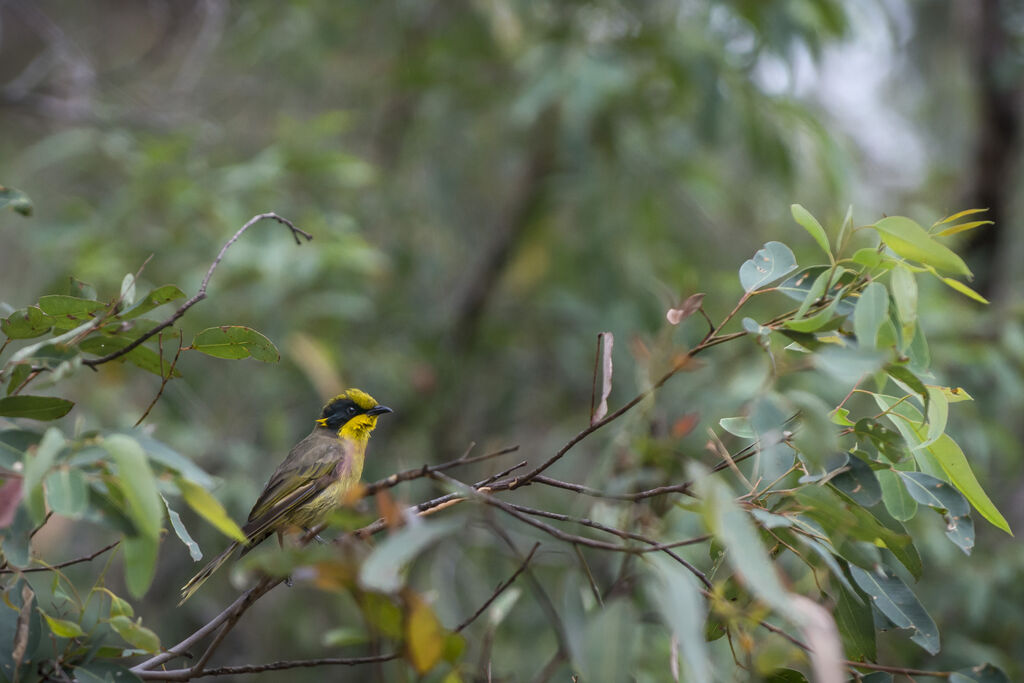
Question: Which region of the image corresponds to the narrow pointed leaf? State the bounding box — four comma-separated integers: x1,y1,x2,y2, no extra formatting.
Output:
0,396,74,421
791,204,831,258
176,477,247,543
873,216,970,276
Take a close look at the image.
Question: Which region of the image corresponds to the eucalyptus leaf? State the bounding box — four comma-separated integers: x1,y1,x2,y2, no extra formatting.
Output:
739,241,798,293
848,565,939,655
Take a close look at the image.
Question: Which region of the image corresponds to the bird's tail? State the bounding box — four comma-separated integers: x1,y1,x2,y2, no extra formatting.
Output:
178,541,240,605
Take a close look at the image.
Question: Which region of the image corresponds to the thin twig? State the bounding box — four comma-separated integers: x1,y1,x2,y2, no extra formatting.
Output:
454,542,540,633
0,541,119,575
137,654,399,680
134,333,183,426
84,214,311,369
361,445,519,496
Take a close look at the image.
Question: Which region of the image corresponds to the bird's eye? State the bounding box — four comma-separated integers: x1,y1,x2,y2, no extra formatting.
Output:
346,406,356,416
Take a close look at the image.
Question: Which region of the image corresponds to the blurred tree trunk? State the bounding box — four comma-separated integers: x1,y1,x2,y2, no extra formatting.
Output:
963,0,1022,304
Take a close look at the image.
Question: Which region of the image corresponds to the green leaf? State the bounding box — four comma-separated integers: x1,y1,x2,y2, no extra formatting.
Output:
163,496,202,561
813,347,885,385
889,266,918,344
107,614,160,653
0,395,74,421
36,295,105,321
130,432,214,489
648,554,712,682
6,364,31,395
78,335,182,378
783,292,842,333
938,277,989,304
0,185,33,216
853,282,888,349
833,581,876,661
788,390,837,476
119,285,187,320
2,306,54,339
916,386,948,451
877,469,917,522
830,452,881,507
851,247,883,269
898,471,974,554
190,326,280,362
105,434,163,539
739,241,798,293
45,468,88,518
38,609,84,638
949,663,1011,683
73,663,143,683
848,565,939,655
873,394,1011,534
794,269,831,319
765,670,809,683
359,519,461,593
719,417,753,438
790,204,831,258
176,477,247,543
873,216,971,276
121,534,159,599
692,463,803,624
23,427,64,523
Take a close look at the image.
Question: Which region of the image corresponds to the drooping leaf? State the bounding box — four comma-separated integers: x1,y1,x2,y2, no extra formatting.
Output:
788,390,838,476
0,395,74,421
121,534,159,599
22,427,64,523
790,204,831,258
897,471,974,554
833,581,876,661
649,554,712,682
176,477,247,543
739,241,798,293
873,216,970,276
105,434,163,539
692,463,803,624
44,467,88,518
848,565,939,655
873,394,1011,534
889,266,917,344
190,325,280,362
853,282,888,350
359,519,461,593
405,594,445,674
877,469,917,522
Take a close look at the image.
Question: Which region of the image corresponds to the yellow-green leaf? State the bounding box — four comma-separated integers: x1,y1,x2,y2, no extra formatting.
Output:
108,615,160,653
176,477,247,543
406,596,444,674
191,326,279,362
790,204,831,259
40,610,85,638
934,208,988,226
934,220,993,237
939,277,989,304
874,216,971,276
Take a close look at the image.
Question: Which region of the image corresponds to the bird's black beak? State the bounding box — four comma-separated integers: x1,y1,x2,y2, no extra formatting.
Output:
367,405,393,417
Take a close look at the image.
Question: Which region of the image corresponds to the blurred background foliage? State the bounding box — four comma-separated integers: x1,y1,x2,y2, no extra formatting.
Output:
1,0,1022,680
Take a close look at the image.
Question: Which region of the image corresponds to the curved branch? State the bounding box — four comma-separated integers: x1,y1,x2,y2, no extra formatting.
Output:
83,213,311,369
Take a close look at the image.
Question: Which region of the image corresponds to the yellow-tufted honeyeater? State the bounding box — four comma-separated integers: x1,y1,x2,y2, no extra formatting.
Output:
179,389,391,604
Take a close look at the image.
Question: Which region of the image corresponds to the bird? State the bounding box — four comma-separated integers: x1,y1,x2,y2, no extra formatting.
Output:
179,389,392,604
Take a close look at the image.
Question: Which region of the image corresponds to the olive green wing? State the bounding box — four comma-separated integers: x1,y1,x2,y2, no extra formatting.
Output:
240,432,351,548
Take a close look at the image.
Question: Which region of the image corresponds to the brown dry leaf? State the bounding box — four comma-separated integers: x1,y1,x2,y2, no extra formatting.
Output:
666,292,705,325
376,489,403,529
13,582,34,673
671,413,700,439
405,592,444,674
